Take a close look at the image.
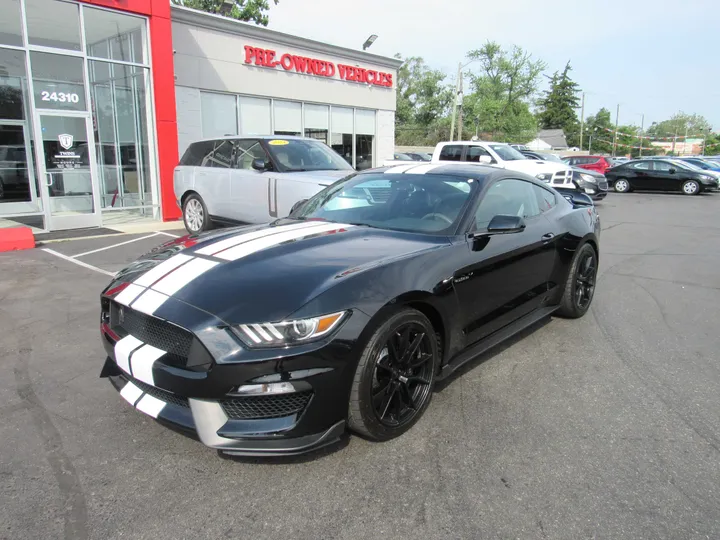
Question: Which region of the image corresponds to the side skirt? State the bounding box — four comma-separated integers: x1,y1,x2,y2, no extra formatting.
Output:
437,306,558,381
208,215,251,228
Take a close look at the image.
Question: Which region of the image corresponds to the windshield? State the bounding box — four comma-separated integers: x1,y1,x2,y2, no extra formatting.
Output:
672,159,699,170
293,173,478,234
540,153,563,163
394,153,413,161
489,144,526,161
265,138,354,172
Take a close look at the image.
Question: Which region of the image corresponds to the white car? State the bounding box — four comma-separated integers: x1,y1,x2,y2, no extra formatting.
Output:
431,141,574,187
174,136,354,233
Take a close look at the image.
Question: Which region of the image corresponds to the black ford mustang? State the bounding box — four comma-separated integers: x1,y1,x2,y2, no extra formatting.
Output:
99,164,600,456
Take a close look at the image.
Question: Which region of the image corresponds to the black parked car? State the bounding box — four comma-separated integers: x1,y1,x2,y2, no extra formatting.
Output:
520,150,608,200
605,158,719,195
99,164,600,457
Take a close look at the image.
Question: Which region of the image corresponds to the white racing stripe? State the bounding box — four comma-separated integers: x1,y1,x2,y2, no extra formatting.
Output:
216,222,354,262
114,335,143,374
151,257,219,296
196,221,327,256
385,164,419,174
119,381,143,406
404,164,441,174
133,253,193,287
130,344,166,386
131,289,171,316
114,283,145,307
135,393,167,418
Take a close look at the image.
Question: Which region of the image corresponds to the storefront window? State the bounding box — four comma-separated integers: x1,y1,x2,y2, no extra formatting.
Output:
201,91,237,138
304,103,328,143
274,100,301,136
355,109,375,170
26,0,82,51
0,48,29,120
89,60,152,208
239,96,271,135
331,107,353,166
0,0,24,47
30,52,86,111
84,7,147,64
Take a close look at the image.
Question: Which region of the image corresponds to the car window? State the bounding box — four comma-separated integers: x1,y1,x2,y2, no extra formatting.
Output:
179,141,215,166
489,144,526,161
207,140,234,169
466,145,492,162
264,138,353,172
631,161,650,170
533,184,556,213
438,145,464,161
234,140,267,170
653,161,674,172
294,173,478,234
474,179,541,230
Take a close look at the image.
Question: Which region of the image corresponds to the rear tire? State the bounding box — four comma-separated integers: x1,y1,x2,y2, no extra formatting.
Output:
613,178,631,193
556,243,598,319
182,193,213,234
682,180,700,195
348,308,438,442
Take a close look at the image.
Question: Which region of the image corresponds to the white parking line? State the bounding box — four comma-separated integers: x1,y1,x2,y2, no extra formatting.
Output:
41,248,116,277
71,233,161,258
156,231,180,238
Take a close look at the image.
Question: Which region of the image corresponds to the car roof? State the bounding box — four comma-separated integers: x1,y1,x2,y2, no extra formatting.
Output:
358,162,532,183
437,140,506,147
190,135,313,143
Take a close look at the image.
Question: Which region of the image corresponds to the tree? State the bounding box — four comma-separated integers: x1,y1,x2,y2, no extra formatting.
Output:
462,41,545,141
646,112,712,139
582,108,614,154
171,0,278,25
536,62,580,146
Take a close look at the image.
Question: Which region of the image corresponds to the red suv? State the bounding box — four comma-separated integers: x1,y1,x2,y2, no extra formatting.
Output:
563,155,614,174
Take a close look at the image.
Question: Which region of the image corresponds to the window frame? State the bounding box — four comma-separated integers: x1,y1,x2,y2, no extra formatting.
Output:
234,138,268,170
469,177,545,233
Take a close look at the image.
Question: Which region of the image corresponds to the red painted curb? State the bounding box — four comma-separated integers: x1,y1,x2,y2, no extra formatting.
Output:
0,227,35,252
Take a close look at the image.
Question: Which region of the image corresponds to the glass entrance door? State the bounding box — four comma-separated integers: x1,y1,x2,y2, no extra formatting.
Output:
36,113,101,230
0,122,41,214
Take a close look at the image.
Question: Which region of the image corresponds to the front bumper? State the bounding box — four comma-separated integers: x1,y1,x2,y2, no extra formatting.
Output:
576,178,608,200
100,296,370,456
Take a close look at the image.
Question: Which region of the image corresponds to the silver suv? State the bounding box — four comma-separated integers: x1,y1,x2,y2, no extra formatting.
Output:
174,136,354,233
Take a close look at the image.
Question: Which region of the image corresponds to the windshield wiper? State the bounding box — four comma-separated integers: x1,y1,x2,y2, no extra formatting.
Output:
346,222,384,230
285,168,308,172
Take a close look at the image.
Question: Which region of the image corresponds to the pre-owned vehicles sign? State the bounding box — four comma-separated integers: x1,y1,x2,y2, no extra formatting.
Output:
243,46,394,88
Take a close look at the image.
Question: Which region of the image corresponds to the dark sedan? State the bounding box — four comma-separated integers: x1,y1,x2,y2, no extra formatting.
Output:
99,163,600,457
606,158,719,195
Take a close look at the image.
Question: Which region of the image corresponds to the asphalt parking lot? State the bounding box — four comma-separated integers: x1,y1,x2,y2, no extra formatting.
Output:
2,193,720,540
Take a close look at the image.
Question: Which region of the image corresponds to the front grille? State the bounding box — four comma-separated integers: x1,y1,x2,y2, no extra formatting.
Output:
598,180,608,190
111,303,193,359
122,375,189,409
220,391,313,420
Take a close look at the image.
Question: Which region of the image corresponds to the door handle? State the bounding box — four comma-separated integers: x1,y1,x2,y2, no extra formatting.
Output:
45,173,54,187
541,233,555,243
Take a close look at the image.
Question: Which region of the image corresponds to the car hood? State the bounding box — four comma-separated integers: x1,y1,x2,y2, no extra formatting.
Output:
110,221,447,324
502,159,569,175
282,169,352,184
572,167,604,178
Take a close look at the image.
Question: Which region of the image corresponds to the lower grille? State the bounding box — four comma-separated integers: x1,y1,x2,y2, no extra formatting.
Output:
123,375,189,409
220,391,313,420
598,180,608,190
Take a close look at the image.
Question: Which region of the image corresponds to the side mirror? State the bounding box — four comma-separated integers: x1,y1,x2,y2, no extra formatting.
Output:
668,168,676,174
487,214,526,234
479,155,492,165
289,198,308,215
252,158,270,171
560,190,594,207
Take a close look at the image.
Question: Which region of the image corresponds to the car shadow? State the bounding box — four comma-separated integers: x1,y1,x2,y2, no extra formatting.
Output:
216,435,351,465
434,315,553,392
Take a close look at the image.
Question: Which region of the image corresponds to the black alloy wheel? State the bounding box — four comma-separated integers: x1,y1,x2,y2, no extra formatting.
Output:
348,308,438,441
556,243,598,318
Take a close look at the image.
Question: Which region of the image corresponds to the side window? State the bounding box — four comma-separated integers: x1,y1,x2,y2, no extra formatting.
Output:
473,179,542,230
179,141,215,166
438,144,464,161
466,145,492,162
234,140,268,170
632,161,650,170
653,161,672,172
533,184,556,213
207,140,234,168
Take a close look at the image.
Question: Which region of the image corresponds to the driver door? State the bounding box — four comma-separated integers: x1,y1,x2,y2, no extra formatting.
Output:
452,178,557,345
229,139,272,222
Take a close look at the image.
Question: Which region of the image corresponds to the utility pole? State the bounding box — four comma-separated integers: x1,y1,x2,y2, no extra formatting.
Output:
579,92,585,150
683,125,689,156
702,127,710,155
671,118,679,155
612,104,620,156
457,72,464,141
638,113,645,157
449,62,462,142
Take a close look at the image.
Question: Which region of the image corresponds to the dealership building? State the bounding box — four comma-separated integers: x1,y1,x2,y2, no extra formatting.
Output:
0,0,401,233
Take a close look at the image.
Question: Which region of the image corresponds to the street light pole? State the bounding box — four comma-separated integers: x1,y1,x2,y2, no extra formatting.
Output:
457,72,464,140
638,113,645,157
612,104,620,156
579,92,585,150
449,62,462,142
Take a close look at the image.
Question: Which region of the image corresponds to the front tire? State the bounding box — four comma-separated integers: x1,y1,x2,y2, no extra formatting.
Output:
348,308,438,441
556,243,598,319
682,180,700,195
182,193,213,234
613,178,631,193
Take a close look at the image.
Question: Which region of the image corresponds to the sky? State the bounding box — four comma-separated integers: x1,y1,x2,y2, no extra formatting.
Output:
267,0,720,130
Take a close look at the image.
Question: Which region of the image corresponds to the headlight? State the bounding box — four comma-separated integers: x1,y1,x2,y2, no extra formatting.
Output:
699,175,713,181
233,311,347,348
535,173,551,181
580,173,597,183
